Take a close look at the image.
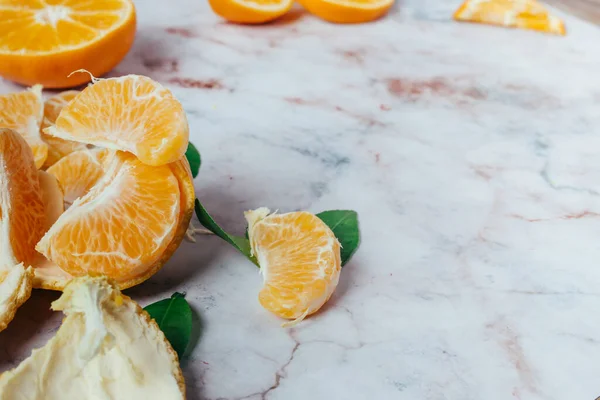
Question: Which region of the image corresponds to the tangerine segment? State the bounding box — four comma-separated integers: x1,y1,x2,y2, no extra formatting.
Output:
0,85,47,169
0,0,136,88
42,90,87,167
45,75,189,166
299,0,394,23
0,129,46,267
0,263,33,332
246,208,341,323
36,151,181,284
46,148,109,205
453,0,565,35
208,0,293,24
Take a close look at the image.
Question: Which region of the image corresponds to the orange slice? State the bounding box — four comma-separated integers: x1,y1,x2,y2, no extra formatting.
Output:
0,0,137,88
41,90,87,168
36,151,195,289
46,148,108,206
246,208,341,324
44,75,189,166
299,0,394,23
453,0,566,35
0,85,47,169
208,0,293,24
0,128,46,267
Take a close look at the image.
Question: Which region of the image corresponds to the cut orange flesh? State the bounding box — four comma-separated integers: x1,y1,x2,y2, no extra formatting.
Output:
36,151,181,286
453,0,566,35
46,148,108,206
246,208,341,324
0,85,47,169
299,0,394,23
208,0,293,24
41,90,87,168
0,0,137,88
45,75,189,166
0,128,46,267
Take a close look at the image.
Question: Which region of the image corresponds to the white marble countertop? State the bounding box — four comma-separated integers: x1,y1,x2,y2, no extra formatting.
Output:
1,1,600,399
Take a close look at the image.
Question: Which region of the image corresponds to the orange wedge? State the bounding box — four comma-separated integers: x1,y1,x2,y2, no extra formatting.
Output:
0,85,47,169
36,151,195,289
246,208,341,324
41,90,87,168
0,0,136,88
453,0,566,35
0,128,46,267
208,0,293,24
44,75,189,166
46,148,108,206
299,0,394,23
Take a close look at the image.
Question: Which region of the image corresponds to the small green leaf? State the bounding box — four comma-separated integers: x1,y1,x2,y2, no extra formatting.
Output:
317,210,360,266
144,292,192,359
194,199,258,266
185,143,201,178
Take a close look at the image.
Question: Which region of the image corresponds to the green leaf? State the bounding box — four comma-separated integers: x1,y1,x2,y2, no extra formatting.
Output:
144,292,192,359
317,210,360,266
194,199,258,266
185,143,201,178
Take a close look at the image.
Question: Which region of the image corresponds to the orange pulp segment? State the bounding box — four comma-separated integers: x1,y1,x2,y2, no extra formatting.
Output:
42,90,87,168
44,75,189,166
208,0,293,24
246,208,341,324
0,85,47,169
453,0,566,35
0,128,46,267
0,0,137,88
46,148,109,206
36,151,181,286
298,0,394,23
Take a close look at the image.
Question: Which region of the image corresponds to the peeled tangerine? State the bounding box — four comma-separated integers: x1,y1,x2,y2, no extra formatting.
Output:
246,208,341,326
0,128,58,331
36,150,195,290
0,276,186,399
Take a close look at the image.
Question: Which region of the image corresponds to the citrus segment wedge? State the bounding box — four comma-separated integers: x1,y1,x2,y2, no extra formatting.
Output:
47,148,109,206
0,85,47,169
36,151,181,286
45,75,189,166
0,263,33,332
453,0,566,35
246,208,341,324
0,0,136,88
299,0,394,23
42,90,87,167
208,0,293,24
0,128,46,268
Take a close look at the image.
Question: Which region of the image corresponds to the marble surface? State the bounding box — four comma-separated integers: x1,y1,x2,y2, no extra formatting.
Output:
1,1,600,399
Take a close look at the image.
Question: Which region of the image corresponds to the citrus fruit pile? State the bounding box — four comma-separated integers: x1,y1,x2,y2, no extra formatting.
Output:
208,0,394,24
0,0,136,88
453,0,566,35
0,74,195,331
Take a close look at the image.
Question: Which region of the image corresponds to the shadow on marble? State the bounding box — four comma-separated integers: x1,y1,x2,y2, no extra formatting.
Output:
0,289,61,369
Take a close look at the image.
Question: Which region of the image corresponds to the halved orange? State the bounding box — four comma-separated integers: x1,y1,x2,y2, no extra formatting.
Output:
208,0,293,24
46,148,108,206
246,208,341,324
0,0,136,88
44,75,189,166
0,85,47,168
41,90,87,168
0,128,46,267
36,151,195,289
299,0,394,23
453,0,566,35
